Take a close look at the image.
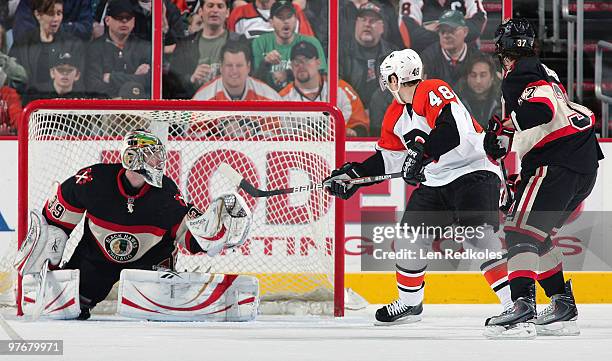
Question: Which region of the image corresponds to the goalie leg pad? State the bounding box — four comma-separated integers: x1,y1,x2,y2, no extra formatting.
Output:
15,211,68,275
21,270,81,320
117,269,259,322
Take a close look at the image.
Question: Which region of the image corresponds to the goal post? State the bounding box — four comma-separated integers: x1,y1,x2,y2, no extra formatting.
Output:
12,99,345,317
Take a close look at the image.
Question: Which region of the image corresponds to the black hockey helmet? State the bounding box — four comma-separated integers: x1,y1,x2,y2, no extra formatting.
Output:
494,18,536,59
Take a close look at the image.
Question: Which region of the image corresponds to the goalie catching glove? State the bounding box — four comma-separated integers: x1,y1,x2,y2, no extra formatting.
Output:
484,115,514,162
186,192,252,256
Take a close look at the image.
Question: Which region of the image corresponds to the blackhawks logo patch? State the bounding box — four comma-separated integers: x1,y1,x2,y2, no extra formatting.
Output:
104,233,139,262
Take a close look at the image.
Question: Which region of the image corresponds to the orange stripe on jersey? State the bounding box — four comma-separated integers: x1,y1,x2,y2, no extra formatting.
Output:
377,99,406,151
396,271,425,288
483,263,508,286
278,83,294,97
399,21,411,48
472,116,483,133
412,79,458,129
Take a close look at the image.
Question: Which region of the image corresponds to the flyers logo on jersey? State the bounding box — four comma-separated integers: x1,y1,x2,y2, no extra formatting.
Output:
75,168,93,185
104,232,139,262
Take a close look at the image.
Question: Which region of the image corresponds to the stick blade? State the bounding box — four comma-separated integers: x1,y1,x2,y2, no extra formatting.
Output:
217,163,243,188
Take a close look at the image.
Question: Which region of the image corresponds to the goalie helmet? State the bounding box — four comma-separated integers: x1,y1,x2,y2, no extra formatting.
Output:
379,49,423,104
121,129,167,188
494,18,536,60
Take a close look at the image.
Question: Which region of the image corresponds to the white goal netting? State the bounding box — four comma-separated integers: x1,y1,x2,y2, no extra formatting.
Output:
0,100,344,316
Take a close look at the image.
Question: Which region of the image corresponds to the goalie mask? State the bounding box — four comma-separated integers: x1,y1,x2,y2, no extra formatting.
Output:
121,129,167,188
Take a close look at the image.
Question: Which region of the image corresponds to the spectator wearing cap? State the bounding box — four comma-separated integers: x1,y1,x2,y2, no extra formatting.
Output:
168,0,246,98
22,51,92,103
420,9,482,87
280,41,369,137
192,41,280,101
339,0,402,49
339,0,399,114
92,0,185,53
13,0,93,42
10,0,83,96
228,0,314,40
85,0,151,99
252,0,326,91
398,0,487,53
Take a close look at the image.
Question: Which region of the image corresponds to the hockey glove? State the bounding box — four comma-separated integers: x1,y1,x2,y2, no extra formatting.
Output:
402,141,427,186
323,162,362,200
484,115,515,162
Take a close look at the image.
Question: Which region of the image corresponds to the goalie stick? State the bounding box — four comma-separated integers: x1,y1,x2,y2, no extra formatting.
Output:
218,163,402,197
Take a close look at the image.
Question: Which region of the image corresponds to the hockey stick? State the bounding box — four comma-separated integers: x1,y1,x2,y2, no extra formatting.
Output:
218,163,402,197
499,160,514,214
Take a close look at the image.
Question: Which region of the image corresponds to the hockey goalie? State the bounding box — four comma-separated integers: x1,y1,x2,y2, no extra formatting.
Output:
14,129,258,322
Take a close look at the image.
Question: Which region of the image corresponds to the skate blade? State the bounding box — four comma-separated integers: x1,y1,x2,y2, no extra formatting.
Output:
536,320,580,336
374,314,422,326
484,322,537,339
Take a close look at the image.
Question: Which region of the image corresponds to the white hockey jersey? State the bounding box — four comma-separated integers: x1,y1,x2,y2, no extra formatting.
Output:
376,78,500,186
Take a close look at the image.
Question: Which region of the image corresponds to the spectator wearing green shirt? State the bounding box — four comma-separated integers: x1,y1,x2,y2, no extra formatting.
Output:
251,0,326,91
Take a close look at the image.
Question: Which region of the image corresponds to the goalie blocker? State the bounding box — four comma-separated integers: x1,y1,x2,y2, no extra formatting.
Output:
21,269,259,321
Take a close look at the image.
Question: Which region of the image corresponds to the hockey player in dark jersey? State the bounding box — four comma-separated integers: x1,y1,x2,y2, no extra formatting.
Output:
483,18,604,338
15,129,256,321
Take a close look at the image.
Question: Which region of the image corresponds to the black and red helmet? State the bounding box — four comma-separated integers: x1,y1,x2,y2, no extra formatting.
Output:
494,18,536,58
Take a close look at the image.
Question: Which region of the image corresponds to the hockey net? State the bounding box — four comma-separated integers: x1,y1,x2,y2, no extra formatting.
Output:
0,99,344,316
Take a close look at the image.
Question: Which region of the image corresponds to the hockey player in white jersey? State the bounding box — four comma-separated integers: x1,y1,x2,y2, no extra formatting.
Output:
324,49,512,325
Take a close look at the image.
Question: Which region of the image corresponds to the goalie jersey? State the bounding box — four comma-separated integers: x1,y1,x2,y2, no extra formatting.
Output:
43,163,205,267
377,78,500,186
503,57,604,174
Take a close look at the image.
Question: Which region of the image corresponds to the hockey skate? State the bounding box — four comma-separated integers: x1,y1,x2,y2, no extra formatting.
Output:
484,295,537,339
374,299,422,326
535,280,580,336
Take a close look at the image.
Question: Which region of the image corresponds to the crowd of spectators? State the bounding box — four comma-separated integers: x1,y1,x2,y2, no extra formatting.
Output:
0,0,499,138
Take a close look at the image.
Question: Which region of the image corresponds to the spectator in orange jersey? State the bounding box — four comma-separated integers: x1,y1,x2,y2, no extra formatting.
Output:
280,41,369,137
192,41,280,101
228,0,314,40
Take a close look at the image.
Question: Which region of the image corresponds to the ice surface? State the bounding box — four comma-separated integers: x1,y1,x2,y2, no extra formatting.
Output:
1,304,611,361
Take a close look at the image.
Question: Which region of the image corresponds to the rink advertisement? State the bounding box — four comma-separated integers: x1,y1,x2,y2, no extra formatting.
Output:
1,139,612,303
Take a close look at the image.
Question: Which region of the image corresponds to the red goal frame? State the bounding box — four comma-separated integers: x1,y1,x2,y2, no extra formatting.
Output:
17,99,346,317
